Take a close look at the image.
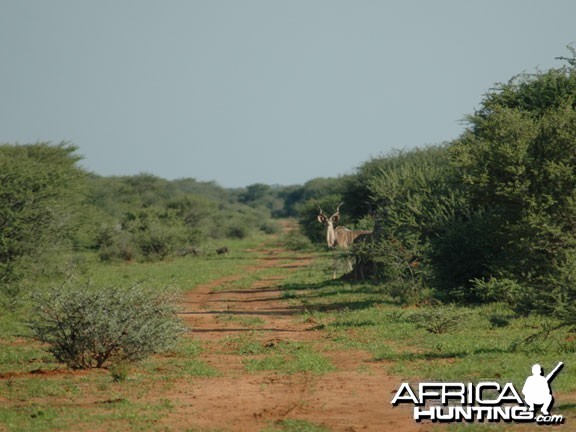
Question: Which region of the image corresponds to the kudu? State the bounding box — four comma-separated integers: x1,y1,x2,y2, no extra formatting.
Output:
317,203,372,278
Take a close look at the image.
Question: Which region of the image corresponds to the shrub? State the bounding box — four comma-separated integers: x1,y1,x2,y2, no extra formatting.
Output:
411,306,468,334
260,220,281,235
280,229,314,251
109,362,130,382
29,280,185,369
347,146,465,296
97,228,136,261
96,207,193,261
225,224,249,239
451,63,576,313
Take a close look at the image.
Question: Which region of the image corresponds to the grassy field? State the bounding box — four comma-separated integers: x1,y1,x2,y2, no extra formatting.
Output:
1,229,575,431
0,236,267,432
283,261,576,391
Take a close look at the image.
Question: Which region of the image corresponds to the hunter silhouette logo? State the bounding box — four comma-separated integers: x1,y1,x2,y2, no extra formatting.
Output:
391,361,565,425
522,362,563,416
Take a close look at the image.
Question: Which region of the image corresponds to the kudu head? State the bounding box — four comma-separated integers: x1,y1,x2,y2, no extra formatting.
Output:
317,202,342,248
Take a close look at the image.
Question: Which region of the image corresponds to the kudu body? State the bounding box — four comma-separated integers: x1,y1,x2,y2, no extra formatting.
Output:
317,203,372,278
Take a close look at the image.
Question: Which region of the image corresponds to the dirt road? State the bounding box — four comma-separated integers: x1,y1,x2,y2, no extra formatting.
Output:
159,237,426,432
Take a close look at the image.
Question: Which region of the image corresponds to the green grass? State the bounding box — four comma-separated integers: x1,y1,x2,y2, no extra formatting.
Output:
220,332,270,355
0,374,168,431
0,234,277,431
85,236,266,293
277,254,576,395
1,236,267,338
243,341,335,375
0,341,57,374
262,418,329,432
0,339,217,431
272,253,576,429
0,397,173,432
3,229,576,431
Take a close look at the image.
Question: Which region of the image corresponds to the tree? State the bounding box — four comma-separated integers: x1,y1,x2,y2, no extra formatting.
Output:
450,58,576,312
0,142,85,291
349,146,465,303
240,183,271,204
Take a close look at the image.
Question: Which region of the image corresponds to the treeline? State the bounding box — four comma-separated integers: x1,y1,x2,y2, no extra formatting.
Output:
298,48,576,322
4,48,576,325
0,149,302,305
85,174,283,261
0,140,353,303
0,138,356,298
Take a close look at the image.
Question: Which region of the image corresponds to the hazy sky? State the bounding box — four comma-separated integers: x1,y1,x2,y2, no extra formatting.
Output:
1,1,575,187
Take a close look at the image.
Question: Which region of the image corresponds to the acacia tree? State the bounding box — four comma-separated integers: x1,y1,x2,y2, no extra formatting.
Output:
450,58,576,314
348,146,465,303
0,143,85,294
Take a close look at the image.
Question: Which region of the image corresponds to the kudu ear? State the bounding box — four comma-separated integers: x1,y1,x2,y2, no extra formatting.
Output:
317,214,327,224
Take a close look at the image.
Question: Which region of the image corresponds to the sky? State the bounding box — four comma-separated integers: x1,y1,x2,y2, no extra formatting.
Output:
1,1,575,188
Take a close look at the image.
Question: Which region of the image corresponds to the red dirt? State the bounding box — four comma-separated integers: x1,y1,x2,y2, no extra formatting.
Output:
157,240,430,432
161,236,572,432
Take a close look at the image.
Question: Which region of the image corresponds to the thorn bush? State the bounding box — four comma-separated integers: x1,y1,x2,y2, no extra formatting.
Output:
29,281,185,369
411,306,468,334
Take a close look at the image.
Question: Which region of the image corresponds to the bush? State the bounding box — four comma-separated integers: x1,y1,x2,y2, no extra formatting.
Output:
97,228,136,261
29,281,185,369
280,229,314,251
347,146,464,297
260,220,281,235
96,207,194,262
337,52,576,320
87,176,282,261
0,142,85,288
411,306,468,334
450,63,576,313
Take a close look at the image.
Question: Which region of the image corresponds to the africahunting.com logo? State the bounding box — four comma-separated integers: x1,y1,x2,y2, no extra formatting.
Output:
391,361,565,425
